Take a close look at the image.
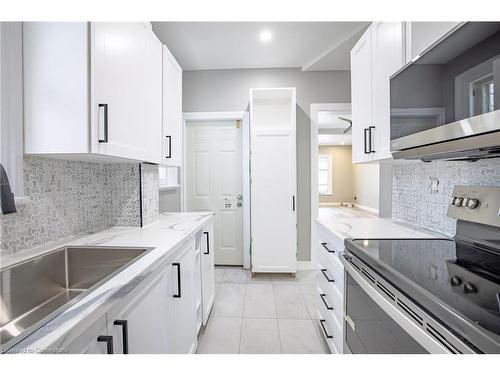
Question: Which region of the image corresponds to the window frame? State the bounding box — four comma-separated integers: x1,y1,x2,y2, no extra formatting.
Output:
318,153,333,196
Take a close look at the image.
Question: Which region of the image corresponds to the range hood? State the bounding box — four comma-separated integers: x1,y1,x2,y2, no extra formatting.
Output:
390,22,500,161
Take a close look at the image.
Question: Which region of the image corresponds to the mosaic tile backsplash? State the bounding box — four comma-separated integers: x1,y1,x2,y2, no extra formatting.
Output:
1,157,159,254
392,158,500,236
141,164,160,226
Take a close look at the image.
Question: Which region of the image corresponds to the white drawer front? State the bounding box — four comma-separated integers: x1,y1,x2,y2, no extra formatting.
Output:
318,276,343,327
317,286,343,354
317,249,343,296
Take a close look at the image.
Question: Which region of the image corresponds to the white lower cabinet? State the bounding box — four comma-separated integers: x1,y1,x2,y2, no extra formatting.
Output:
200,222,215,325
166,239,198,354
315,223,345,354
107,269,169,354
65,316,109,354
57,219,215,355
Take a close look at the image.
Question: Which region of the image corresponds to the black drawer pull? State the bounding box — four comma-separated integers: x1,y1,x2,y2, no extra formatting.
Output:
320,242,335,253
320,293,334,310
321,268,335,283
203,231,210,255
97,335,113,354
113,320,129,354
173,262,181,298
319,319,333,339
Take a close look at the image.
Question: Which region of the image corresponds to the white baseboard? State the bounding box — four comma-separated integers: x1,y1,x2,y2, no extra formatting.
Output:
354,204,379,215
298,261,315,271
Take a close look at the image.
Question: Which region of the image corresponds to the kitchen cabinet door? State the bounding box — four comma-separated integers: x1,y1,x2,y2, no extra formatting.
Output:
108,269,169,354
93,22,162,163
200,222,215,325
351,28,373,163
167,239,197,353
162,45,183,166
371,22,405,161
64,316,110,354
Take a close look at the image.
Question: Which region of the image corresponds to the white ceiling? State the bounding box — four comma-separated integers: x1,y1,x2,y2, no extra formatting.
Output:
152,22,369,71
317,110,352,145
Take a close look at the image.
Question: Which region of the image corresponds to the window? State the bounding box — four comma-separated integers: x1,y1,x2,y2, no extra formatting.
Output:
318,154,333,195
159,165,180,188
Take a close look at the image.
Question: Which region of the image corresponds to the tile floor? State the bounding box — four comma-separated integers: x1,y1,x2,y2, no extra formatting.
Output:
196,266,328,354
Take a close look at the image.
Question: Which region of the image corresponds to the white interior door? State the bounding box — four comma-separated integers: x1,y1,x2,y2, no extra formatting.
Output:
186,121,243,266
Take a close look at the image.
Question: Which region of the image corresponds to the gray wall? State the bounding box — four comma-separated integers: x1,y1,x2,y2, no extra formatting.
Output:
183,68,351,261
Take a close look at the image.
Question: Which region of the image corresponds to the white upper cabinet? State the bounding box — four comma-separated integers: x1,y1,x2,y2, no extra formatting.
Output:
406,22,461,62
351,22,405,163
23,22,163,164
371,22,405,160
351,28,373,163
162,45,183,166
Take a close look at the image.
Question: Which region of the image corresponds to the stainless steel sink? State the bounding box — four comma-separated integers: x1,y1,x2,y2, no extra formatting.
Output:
0,246,150,352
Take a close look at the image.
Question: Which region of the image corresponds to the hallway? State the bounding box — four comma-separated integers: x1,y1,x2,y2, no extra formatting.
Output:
196,267,327,354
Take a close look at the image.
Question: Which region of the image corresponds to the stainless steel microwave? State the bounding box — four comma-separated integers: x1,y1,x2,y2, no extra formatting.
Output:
390,22,500,161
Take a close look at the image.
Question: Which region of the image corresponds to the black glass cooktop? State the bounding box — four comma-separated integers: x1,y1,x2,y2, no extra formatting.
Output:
345,238,500,340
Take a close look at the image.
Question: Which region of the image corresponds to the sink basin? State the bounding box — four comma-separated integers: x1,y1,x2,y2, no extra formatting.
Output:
0,246,150,352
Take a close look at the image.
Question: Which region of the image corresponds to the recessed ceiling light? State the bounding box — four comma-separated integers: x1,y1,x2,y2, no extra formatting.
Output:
259,30,273,43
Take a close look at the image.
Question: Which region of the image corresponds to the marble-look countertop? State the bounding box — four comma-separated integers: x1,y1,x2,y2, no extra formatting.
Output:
3,212,212,353
317,206,447,241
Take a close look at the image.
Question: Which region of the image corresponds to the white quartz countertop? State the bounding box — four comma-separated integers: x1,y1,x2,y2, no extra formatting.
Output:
3,212,212,353
317,206,447,241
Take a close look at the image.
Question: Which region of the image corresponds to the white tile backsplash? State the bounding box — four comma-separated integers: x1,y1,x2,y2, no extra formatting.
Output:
392,159,500,236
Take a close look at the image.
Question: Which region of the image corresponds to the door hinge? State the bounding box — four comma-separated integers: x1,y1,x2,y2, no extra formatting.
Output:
236,119,241,128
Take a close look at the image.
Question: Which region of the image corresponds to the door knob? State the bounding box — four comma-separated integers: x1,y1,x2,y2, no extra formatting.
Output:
237,194,243,201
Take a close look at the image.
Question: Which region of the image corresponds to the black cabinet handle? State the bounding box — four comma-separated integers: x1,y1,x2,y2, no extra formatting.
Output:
113,320,129,354
368,126,375,153
97,335,113,354
320,293,334,310
203,231,210,255
165,135,172,159
173,262,181,298
320,242,335,253
321,268,335,283
319,319,333,339
98,104,109,143
364,128,370,154
292,195,295,211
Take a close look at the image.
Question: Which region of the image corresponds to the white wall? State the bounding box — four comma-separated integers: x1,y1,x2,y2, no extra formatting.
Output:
183,68,351,261
319,145,354,204
353,163,380,212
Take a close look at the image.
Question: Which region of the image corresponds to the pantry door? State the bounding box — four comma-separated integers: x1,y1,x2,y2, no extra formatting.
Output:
186,120,243,266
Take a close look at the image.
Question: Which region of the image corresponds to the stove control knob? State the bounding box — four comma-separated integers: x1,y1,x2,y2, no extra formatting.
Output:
452,197,464,207
450,276,462,287
466,198,479,209
463,282,477,294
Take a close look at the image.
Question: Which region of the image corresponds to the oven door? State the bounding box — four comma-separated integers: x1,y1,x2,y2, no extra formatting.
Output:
344,272,428,354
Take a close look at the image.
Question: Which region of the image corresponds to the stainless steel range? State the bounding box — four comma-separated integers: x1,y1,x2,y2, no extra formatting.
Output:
341,185,500,354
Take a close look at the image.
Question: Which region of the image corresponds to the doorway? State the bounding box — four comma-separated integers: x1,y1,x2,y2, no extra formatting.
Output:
183,112,250,268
